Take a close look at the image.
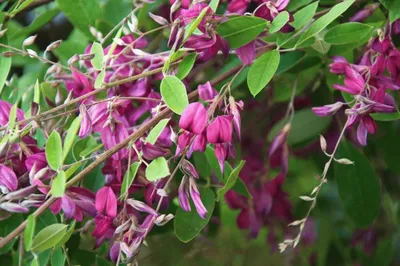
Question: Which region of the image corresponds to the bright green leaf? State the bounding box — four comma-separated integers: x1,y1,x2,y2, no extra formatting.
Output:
174,188,215,242
34,79,40,104
90,42,104,70
217,161,246,201
296,0,355,46
46,131,63,170
55,220,76,247
95,69,105,89
217,16,268,49
209,0,219,12
176,53,197,80
184,7,209,41
247,50,280,97
120,162,141,198
160,75,189,115
146,119,170,145
8,104,17,129
51,247,66,266
50,171,66,198
63,115,82,162
0,36,11,95
324,22,373,45
291,1,318,30
24,215,35,251
335,141,381,228
380,0,400,22
31,224,68,252
65,162,82,179
145,157,170,181
371,112,400,121
269,11,289,33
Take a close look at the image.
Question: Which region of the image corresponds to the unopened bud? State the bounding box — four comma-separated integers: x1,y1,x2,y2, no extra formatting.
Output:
0,28,8,38
335,158,354,165
1,51,16,57
79,53,95,61
68,54,79,66
0,202,29,213
46,40,62,51
23,35,37,47
26,49,38,58
149,13,169,25
319,135,327,152
155,213,174,226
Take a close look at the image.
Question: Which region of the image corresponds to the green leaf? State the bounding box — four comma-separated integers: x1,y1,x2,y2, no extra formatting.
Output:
55,0,102,38
287,0,313,11
296,0,355,46
95,69,105,89
269,11,289,33
217,16,268,49
33,80,40,104
0,36,11,95
291,1,318,30
31,224,68,252
204,145,223,181
247,50,280,97
380,0,400,22
176,53,197,80
209,0,219,12
217,161,245,201
90,42,104,70
65,162,82,179
146,119,170,145
160,75,189,115
51,247,66,266
24,215,35,251
55,221,76,247
120,162,141,198
46,131,63,170
324,22,373,45
223,162,252,198
276,50,306,74
268,109,332,145
174,188,215,242
335,141,380,228
30,259,39,266
8,104,17,129
184,7,209,41
371,112,400,121
374,238,394,266
50,171,66,198
63,116,82,162
145,157,170,181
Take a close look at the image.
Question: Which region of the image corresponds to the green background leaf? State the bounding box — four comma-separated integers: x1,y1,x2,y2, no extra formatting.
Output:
46,131,63,170
31,224,68,252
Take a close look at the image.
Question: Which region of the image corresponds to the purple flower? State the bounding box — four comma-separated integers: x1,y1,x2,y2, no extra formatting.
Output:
178,176,191,212
101,123,129,160
0,164,18,193
206,115,233,144
329,56,348,74
0,100,24,127
65,69,94,102
95,186,117,218
79,105,92,138
188,177,207,219
349,4,379,22
312,102,344,117
198,82,218,102
179,103,208,135
235,41,255,65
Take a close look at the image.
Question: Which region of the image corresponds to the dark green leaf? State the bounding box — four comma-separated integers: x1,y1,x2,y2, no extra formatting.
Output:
145,157,170,181
374,238,394,266
296,0,355,46
380,0,400,22
276,50,306,74
204,145,223,181
50,171,66,198
46,131,63,170
217,16,268,49
24,215,35,251
217,161,246,201
324,22,373,45
146,119,170,145
160,75,189,115
247,50,280,97
174,188,215,242
55,0,102,38
31,224,68,252
335,141,381,228
371,112,400,121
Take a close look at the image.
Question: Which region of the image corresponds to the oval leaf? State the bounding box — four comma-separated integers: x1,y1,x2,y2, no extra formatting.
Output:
269,11,289,33
145,157,170,182
31,224,68,252
291,2,319,30
217,160,246,201
335,141,381,228
324,22,373,45
146,119,170,145
90,42,104,70
46,131,63,170
296,0,355,46
63,116,82,162
217,16,268,49
50,171,66,198
176,53,197,80
174,188,215,242
160,75,189,115
247,50,280,97
24,215,36,251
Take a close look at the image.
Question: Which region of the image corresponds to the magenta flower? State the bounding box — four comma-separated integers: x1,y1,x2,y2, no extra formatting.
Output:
65,69,94,102
95,186,117,218
79,105,92,138
198,82,218,102
329,56,348,74
312,102,344,117
235,41,255,65
178,176,207,219
0,164,18,193
179,103,208,135
207,115,233,144
0,100,24,126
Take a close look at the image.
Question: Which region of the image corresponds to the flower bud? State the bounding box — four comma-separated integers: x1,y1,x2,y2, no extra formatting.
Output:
0,164,18,193
312,102,344,117
198,82,218,101
46,40,62,51
155,213,174,226
0,202,29,213
23,35,37,47
181,160,199,179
